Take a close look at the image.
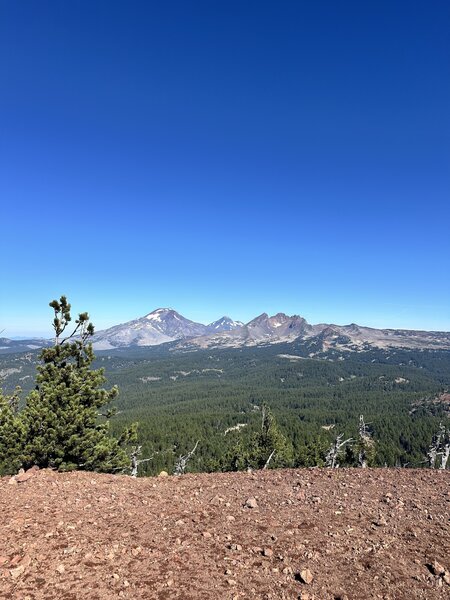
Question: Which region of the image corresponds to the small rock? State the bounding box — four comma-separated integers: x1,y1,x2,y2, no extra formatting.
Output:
202,531,212,538
158,471,169,477
245,497,258,509
226,579,237,586
263,548,274,557
429,560,446,576
21,555,31,567
8,477,17,485
372,515,387,527
10,565,25,579
16,471,34,483
297,568,314,585
229,543,242,551
56,564,65,575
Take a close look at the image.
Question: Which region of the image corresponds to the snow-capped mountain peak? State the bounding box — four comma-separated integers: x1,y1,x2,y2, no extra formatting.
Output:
207,316,244,332
91,308,245,350
145,308,180,322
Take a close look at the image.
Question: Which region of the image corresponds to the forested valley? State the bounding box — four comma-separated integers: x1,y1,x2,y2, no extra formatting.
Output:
2,339,449,475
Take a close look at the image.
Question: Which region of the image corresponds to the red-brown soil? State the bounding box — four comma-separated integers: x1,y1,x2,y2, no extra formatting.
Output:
0,468,449,599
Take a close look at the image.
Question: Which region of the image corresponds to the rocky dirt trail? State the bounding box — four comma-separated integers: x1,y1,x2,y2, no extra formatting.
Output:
0,468,449,599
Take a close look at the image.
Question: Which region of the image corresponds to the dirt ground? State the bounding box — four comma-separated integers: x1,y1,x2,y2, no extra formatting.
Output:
0,468,449,600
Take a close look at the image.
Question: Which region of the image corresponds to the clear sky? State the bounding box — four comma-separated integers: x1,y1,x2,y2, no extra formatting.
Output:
1,1,449,337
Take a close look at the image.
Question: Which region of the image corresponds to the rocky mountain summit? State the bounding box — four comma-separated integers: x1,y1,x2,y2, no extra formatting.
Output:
176,312,450,353
3,309,450,354
1,467,448,599
91,308,243,350
91,309,450,352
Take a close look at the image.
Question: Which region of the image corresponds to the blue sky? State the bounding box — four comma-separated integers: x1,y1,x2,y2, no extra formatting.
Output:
1,1,449,336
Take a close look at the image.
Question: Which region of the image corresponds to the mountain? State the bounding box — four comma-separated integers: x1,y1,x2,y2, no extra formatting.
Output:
2,309,450,354
176,313,450,353
0,337,52,355
206,316,244,333
90,308,243,350
90,308,206,350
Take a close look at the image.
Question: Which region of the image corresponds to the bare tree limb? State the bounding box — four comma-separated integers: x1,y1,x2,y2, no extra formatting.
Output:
173,440,199,476
263,449,276,469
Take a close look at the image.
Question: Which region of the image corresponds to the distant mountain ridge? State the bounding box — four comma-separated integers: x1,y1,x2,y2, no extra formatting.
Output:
91,308,450,353
90,308,244,350
1,308,450,354
178,312,450,352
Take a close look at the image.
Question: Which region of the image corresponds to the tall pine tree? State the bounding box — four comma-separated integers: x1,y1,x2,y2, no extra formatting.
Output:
21,296,129,472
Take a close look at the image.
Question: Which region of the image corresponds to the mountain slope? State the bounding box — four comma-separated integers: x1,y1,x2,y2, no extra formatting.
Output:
91,308,207,350
2,309,450,354
91,308,243,350
177,313,450,352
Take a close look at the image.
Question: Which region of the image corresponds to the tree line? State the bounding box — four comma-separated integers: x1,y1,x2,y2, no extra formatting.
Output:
1,297,449,476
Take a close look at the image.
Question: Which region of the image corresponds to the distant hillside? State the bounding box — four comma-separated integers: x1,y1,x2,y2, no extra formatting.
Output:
2,308,449,355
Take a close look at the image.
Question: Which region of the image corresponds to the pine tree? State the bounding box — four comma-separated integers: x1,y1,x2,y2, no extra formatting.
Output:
224,404,293,471
250,404,293,469
21,296,129,472
0,387,25,475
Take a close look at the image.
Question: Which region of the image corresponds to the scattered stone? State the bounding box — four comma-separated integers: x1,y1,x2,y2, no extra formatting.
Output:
228,543,242,551
296,568,314,585
372,515,387,527
429,560,446,576
56,564,66,575
263,548,274,557
158,471,169,477
202,531,212,538
16,471,34,483
244,497,258,509
8,477,17,485
10,555,22,567
10,565,25,579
